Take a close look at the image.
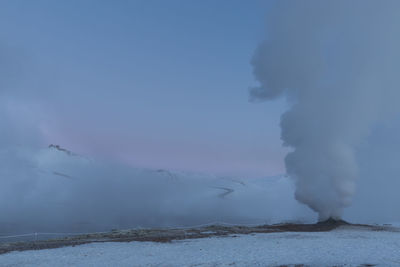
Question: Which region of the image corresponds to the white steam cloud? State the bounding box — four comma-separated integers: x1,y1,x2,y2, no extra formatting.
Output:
251,0,400,220
0,97,311,234
0,37,312,235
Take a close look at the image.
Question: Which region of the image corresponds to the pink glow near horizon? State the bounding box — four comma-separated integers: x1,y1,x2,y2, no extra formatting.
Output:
40,123,286,178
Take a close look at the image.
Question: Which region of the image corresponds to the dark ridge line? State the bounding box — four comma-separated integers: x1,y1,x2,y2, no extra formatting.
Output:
48,144,77,156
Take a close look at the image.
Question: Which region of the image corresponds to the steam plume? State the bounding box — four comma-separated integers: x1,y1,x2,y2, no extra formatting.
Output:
251,0,400,220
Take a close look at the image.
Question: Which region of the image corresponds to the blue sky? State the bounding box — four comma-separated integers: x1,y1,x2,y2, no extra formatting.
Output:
0,0,287,177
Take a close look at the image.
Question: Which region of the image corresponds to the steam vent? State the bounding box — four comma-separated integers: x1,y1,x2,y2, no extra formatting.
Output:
317,218,350,226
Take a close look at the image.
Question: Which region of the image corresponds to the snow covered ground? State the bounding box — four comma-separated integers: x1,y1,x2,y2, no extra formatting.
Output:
2,227,400,266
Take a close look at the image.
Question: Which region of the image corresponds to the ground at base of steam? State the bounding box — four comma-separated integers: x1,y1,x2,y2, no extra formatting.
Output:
0,220,380,255
1,224,400,267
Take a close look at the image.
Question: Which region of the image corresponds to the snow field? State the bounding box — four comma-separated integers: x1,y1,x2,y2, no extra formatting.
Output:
1,227,400,266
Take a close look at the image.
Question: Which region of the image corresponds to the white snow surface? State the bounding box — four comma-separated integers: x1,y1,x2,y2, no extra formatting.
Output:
2,227,400,267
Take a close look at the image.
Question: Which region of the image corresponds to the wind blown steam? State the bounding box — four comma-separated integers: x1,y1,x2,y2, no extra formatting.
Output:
0,22,312,235
0,98,310,233
251,0,400,220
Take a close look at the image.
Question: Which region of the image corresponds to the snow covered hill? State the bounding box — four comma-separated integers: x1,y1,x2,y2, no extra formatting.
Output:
0,145,314,237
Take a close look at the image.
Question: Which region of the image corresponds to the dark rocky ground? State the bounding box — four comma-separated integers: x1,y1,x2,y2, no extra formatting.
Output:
0,219,393,255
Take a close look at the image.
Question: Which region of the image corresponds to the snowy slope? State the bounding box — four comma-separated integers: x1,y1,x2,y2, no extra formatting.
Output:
1,227,400,266
0,146,314,236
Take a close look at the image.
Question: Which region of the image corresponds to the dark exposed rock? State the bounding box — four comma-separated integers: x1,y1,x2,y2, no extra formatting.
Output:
48,144,77,156
316,218,350,226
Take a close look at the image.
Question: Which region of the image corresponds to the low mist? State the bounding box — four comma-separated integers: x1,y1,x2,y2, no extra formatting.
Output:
0,126,313,233
0,100,312,234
